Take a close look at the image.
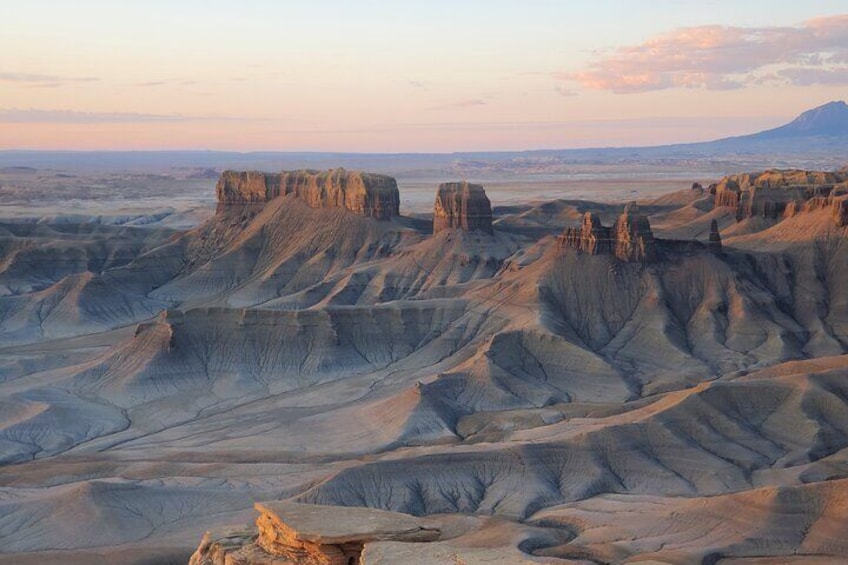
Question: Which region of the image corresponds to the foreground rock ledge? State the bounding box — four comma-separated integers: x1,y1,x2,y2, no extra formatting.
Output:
190,501,441,565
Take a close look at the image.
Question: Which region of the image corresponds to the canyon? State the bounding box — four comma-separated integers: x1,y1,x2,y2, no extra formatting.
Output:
1,166,847,564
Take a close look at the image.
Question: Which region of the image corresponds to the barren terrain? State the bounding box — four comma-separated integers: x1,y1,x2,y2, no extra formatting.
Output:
1,164,847,564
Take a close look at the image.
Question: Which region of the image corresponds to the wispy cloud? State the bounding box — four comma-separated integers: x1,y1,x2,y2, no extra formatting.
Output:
26,82,63,89
134,79,198,87
454,99,487,108
428,98,489,111
560,14,848,93
0,71,99,86
777,67,848,86
0,108,249,124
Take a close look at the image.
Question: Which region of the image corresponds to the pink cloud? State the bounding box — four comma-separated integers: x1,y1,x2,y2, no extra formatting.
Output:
560,15,848,93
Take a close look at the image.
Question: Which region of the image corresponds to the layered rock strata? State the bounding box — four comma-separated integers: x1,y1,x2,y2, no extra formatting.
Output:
614,202,657,262
559,203,656,262
216,168,401,219
190,501,441,565
713,169,848,222
432,181,494,234
783,190,848,227
558,212,613,255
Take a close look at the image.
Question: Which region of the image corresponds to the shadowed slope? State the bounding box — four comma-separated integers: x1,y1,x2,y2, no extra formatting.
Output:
531,478,848,564
299,356,848,520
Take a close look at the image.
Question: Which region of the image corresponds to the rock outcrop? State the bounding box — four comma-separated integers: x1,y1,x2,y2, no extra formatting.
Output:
190,501,440,565
558,212,613,255
560,203,656,262
708,219,722,253
713,169,848,222
613,202,657,262
216,168,401,219
433,181,493,234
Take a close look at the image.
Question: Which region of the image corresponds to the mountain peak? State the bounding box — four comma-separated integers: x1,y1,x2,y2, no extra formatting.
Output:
756,100,848,139
788,100,848,129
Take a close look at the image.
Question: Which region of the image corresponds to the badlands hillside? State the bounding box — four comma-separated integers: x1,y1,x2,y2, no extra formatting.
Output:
1,167,848,564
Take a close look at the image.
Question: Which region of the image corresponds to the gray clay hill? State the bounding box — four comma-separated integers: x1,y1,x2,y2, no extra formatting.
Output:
1,166,848,564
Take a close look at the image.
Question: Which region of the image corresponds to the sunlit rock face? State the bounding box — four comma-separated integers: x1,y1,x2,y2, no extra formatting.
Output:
189,501,441,565
432,181,494,234
559,204,656,263
558,212,613,256
613,202,657,262
713,169,848,222
216,168,401,219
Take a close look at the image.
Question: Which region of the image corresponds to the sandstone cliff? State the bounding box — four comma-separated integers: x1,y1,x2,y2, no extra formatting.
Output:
190,501,440,565
713,169,848,223
558,212,613,255
559,203,656,262
432,181,493,234
216,168,400,219
613,202,657,262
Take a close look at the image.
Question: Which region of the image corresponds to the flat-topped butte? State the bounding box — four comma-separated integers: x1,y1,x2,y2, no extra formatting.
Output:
216,168,401,220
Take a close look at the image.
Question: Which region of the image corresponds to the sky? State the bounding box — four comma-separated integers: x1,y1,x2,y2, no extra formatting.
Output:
1,0,847,152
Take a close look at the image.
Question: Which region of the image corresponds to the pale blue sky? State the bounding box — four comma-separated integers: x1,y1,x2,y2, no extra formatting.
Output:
1,1,847,150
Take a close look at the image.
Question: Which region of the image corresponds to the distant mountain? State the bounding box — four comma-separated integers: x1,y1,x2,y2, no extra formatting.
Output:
479,101,848,171
1,102,846,174
537,100,848,168
722,100,848,141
